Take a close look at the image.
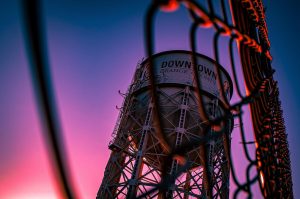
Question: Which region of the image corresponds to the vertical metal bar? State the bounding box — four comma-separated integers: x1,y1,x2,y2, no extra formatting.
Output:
127,101,153,198
167,86,190,197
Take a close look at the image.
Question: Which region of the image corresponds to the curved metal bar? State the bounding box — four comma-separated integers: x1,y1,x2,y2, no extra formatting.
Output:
22,0,78,198
144,0,172,154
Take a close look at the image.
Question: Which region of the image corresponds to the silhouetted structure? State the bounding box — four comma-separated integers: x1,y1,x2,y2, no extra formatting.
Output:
97,51,233,198
22,0,293,198
97,0,294,198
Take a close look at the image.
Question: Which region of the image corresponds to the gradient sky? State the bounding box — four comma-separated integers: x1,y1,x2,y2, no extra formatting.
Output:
0,0,299,198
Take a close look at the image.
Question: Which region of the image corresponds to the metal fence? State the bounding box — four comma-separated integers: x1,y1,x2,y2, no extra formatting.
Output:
23,0,293,198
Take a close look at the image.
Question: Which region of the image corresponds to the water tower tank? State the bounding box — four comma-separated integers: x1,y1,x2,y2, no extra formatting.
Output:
118,50,233,170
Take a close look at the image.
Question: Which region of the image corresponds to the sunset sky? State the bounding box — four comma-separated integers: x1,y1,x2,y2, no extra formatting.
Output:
0,0,299,198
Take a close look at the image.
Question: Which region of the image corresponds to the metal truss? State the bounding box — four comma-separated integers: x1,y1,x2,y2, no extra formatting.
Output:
98,84,232,198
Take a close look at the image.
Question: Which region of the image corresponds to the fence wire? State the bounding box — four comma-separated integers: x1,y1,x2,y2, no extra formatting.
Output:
23,0,293,198
142,0,293,198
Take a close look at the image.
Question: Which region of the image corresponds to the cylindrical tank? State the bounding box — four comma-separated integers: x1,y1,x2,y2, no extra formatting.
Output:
123,50,233,170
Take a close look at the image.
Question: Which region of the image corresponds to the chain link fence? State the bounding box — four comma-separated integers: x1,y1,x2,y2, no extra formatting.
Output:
23,0,293,198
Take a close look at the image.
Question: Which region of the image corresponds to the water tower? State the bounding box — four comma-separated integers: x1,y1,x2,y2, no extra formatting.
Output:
97,50,233,198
